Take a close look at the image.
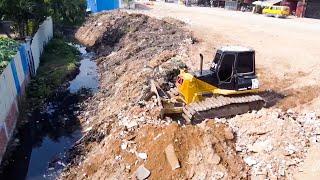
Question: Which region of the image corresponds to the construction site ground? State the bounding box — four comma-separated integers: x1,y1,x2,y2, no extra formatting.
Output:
133,2,320,112
61,2,320,180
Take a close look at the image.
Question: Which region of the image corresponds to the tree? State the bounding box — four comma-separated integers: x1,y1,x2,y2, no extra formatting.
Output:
0,0,86,38
48,0,86,26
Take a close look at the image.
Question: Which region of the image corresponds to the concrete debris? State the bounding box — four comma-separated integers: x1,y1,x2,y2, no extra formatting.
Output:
59,10,320,180
115,155,122,161
135,165,151,180
213,171,225,179
224,127,234,140
226,108,320,179
121,142,128,150
211,154,221,165
244,157,258,166
165,144,180,170
137,152,148,160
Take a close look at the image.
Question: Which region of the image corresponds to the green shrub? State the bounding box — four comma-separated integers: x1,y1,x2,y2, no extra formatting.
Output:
0,37,19,72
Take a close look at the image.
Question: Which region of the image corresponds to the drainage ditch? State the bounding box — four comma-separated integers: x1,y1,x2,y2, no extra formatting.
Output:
0,45,99,180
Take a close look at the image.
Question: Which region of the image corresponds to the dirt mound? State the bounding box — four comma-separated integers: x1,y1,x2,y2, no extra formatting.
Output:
61,11,250,179
63,122,248,179
76,11,192,117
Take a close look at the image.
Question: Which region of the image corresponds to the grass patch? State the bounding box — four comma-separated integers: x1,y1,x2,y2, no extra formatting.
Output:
26,38,80,107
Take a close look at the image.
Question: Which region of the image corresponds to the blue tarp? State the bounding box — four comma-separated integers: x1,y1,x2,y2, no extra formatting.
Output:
87,0,119,13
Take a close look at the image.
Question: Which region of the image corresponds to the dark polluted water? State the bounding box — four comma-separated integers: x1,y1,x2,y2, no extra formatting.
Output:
0,45,99,180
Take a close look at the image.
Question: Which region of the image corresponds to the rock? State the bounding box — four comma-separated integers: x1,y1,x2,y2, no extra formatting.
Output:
244,157,258,166
284,144,297,155
121,142,128,150
212,154,221,165
137,152,148,160
224,127,234,140
249,140,273,153
115,155,122,161
165,144,180,170
251,174,266,180
126,121,138,129
125,165,131,173
135,165,151,180
83,127,92,133
213,171,225,179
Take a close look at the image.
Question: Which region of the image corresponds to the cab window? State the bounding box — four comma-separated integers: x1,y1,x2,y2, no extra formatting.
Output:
218,54,235,82
237,52,254,74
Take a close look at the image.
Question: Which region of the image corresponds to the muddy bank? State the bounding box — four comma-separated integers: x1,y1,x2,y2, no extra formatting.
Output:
60,11,250,179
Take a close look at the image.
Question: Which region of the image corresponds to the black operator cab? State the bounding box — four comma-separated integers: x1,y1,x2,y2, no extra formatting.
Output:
195,46,259,91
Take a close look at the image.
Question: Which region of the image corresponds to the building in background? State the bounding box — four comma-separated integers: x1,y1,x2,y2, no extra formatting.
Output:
86,0,121,13
251,0,320,19
304,0,320,18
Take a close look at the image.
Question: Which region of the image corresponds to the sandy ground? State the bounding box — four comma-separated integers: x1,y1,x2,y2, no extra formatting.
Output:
131,2,320,112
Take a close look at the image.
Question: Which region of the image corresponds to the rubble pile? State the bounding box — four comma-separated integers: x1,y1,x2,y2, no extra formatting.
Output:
60,11,252,179
61,11,320,180
220,108,320,179
76,11,191,122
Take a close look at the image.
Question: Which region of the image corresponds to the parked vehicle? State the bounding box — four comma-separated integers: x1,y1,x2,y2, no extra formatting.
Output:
262,5,290,18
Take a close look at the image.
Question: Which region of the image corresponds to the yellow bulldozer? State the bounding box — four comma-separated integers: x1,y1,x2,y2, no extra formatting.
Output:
151,46,265,123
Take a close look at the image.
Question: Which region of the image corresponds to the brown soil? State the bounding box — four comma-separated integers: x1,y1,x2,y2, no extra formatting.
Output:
64,122,248,179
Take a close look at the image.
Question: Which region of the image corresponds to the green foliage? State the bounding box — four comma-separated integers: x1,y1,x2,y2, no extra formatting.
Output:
49,0,87,26
0,0,86,37
0,37,19,72
26,38,80,107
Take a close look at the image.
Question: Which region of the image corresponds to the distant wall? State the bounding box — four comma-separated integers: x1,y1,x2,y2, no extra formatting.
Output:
225,1,238,10
87,0,120,13
0,17,53,163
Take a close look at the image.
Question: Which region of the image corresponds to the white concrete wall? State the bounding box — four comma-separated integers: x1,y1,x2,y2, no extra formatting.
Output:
0,17,53,162
31,17,53,72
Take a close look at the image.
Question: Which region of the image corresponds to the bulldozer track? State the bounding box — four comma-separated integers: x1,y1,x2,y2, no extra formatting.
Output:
183,94,265,123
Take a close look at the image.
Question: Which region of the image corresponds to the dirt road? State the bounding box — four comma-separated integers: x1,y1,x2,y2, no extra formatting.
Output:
133,2,320,111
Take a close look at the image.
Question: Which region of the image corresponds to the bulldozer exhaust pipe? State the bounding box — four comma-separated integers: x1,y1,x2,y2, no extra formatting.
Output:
200,54,203,75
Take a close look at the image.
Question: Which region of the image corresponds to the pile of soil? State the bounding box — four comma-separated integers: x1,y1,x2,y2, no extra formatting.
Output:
61,11,249,179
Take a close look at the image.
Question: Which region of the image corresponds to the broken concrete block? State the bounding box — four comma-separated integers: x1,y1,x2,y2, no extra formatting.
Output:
137,152,148,160
224,127,234,140
121,142,128,150
212,154,221,165
244,157,257,166
135,165,151,180
165,144,180,170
